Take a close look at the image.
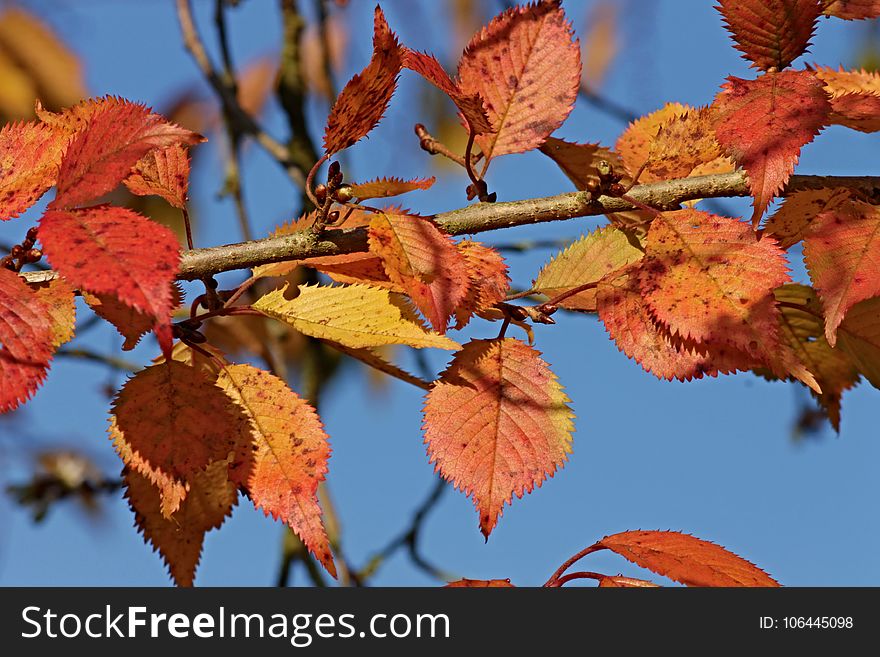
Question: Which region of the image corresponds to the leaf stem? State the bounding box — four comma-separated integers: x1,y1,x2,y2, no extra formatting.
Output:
543,543,603,586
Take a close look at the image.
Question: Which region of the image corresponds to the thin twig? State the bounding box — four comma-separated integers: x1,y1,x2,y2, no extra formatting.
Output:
55,348,140,373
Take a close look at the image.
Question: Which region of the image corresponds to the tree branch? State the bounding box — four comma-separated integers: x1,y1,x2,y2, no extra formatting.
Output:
22,172,880,285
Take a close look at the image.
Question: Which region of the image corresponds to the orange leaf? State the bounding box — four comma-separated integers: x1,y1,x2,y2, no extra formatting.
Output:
813,66,880,132
0,268,53,412
711,70,830,225
32,277,76,348
217,364,336,578
111,361,248,482
51,99,203,209
368,212,469,333
322,6,401,155
303,252,399,291
803,197,880,345
125,460,237,587
0,120,65,220
822,0,880,19
453,240,509,330
124,144,191,209
423,338,574,538
38,205,180,357
594,530,780,587
457,0,581,165
597,264,753,381
402,48,491,135
615,102,691,179
445,578,515,588
717,0,820,71
838,296,880,389
764,187,852,248
640,209,789,357
644,107,728,181
581,2,618,90
349,176,435,201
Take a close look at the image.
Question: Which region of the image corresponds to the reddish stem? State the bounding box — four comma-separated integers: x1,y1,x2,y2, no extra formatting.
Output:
545,571,606,588
305,153,330,209
542,282,598,308
543,544,603,587
182,207,195,250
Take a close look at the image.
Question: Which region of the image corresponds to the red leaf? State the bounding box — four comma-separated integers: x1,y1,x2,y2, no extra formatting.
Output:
322,6,401,155
51,100,204,209
803,197,880,345
217,364,336,578
124,144,191,209
402,48,492,134
457,0,581,165
368,212,470,333
423,338,574,537
712,70,830,224
594,530,780,587
717,0,821,71
0,121,65,221
0,268,53,412
822,0,880,19
445,578,515,588
112,361,249,482
349,176,435,201
38,205,180,356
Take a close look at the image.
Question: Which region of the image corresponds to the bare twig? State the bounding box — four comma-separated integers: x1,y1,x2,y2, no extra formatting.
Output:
55,348,140,373
21,172,880,285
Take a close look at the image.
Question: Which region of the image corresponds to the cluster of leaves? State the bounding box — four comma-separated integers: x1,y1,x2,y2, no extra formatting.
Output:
3,0,880,586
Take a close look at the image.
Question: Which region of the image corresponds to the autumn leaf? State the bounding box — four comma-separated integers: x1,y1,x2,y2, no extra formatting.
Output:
581,1,618,90
457,0,581,166
772,285,860,430
803,197,880,344
423,338,574,537
593,530,780,587
216,364,336,577
596,264,753,381
812,65,880,132
38,205,180,356
217,365,336,577
0,120,65,220
639,210,788,359
717,0,821,71
822,0,880,19
111,361,249,483
124,144,191,209
615,102,690,179
712,70,830,225
837,296,880,389
32,277,76,348
51,100,204,209
453,240,510,330
368,212,469,332
534,225,643,312
401,48,492,134
643,107,730,182
445,578,515,588
349,176,435,201
763,187,852,248
322,6,401,155
253,283,460,350
125,460,237,587
0,268,53,412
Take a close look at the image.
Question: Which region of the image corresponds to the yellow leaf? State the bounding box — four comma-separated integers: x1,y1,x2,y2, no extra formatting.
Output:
253,283,460,350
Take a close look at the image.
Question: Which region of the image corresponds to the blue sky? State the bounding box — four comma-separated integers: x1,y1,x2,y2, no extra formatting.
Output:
1,0,879,587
